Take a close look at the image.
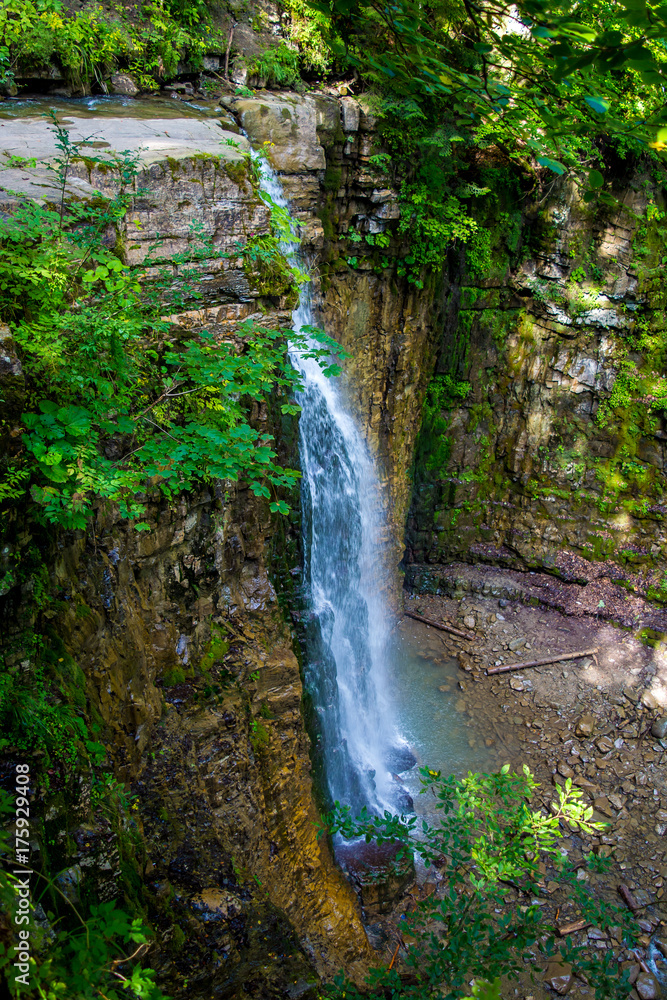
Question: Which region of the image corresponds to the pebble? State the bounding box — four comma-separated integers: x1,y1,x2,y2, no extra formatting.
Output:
575,714,596,737
651,717,667,739
543,958,572,995
593,795,616,819
508,636,527,651
635,971,660,999
463,615,476,629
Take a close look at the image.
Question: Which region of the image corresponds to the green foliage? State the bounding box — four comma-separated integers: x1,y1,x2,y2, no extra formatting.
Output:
243,233,301,299
249,717,270,751
164,0,209,28
326,765,635,1000
414,375,470,481
0,791,164,1000
429,374,471,410
0,630,94,772
0,0,213,91
462,981,500,1000
283,0,335,74
250,43,302,88
162,666,187,686
310,0,667,168
0,117,343,533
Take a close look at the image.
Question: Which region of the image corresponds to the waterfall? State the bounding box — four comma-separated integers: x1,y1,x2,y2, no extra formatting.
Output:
254,155,398,813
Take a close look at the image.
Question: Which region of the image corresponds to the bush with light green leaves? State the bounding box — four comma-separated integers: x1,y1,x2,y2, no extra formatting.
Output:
325,765,638,1000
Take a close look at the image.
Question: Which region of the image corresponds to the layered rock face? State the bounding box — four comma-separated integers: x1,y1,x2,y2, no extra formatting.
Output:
0,102,386,992
405,174,667,600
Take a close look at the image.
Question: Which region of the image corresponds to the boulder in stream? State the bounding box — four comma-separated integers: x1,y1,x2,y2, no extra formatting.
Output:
385,744,417,772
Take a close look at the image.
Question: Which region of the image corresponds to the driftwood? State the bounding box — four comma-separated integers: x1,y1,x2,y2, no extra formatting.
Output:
404,610,475,641
486,647,599,676
558,919,590,937
618,883,640,912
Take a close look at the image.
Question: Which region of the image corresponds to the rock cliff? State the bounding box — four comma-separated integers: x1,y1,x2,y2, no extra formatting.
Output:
404,170,667,609
0,100,388,994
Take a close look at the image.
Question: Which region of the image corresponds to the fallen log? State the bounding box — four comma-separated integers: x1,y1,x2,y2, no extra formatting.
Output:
486,647,599,676
404,610,475,641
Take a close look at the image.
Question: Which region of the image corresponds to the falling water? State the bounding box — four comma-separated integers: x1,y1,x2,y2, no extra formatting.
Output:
254,155,400,813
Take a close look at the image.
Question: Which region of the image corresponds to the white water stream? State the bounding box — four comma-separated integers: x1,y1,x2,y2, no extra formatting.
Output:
254,155,403,813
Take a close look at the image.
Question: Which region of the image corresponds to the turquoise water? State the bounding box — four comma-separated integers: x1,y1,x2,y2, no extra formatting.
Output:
387,622,493,816
0,95,223,120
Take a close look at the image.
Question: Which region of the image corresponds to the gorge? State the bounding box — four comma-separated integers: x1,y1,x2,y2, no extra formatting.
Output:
3,3,667,998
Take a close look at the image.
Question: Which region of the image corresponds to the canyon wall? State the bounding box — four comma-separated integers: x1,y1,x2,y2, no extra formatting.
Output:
0,90,443,994
0,106,373,995
404,170,667,607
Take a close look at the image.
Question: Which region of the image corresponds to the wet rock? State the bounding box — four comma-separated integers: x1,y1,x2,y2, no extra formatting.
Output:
463,615,476,630
557,761,574,779
458,650,474,672
54,866,82,905
337,841,414,916
543,957,573,994
396,788,415,813
635,972,660,999
575,714,596,737
232,93,328,172
385,745,417,772
340,96,361,131
0,324,25,428
365,921,389,950
455,698,467,712
651,717,667,739
109,72,139,96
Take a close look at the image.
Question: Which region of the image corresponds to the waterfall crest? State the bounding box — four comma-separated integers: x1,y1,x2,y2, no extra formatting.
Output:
254,154,397,812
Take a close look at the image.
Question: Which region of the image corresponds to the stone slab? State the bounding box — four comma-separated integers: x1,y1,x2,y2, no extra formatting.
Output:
0,115,248,164
0,116,249,203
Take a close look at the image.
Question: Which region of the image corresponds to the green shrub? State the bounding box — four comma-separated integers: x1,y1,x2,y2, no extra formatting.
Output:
0,0,211,92
249,43,302,87
326,765,637,1000
162,667,187,686
0,116,342,533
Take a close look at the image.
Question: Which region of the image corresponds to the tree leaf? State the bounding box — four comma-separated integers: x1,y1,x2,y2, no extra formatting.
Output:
584,96,610,114
537,156,567,175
